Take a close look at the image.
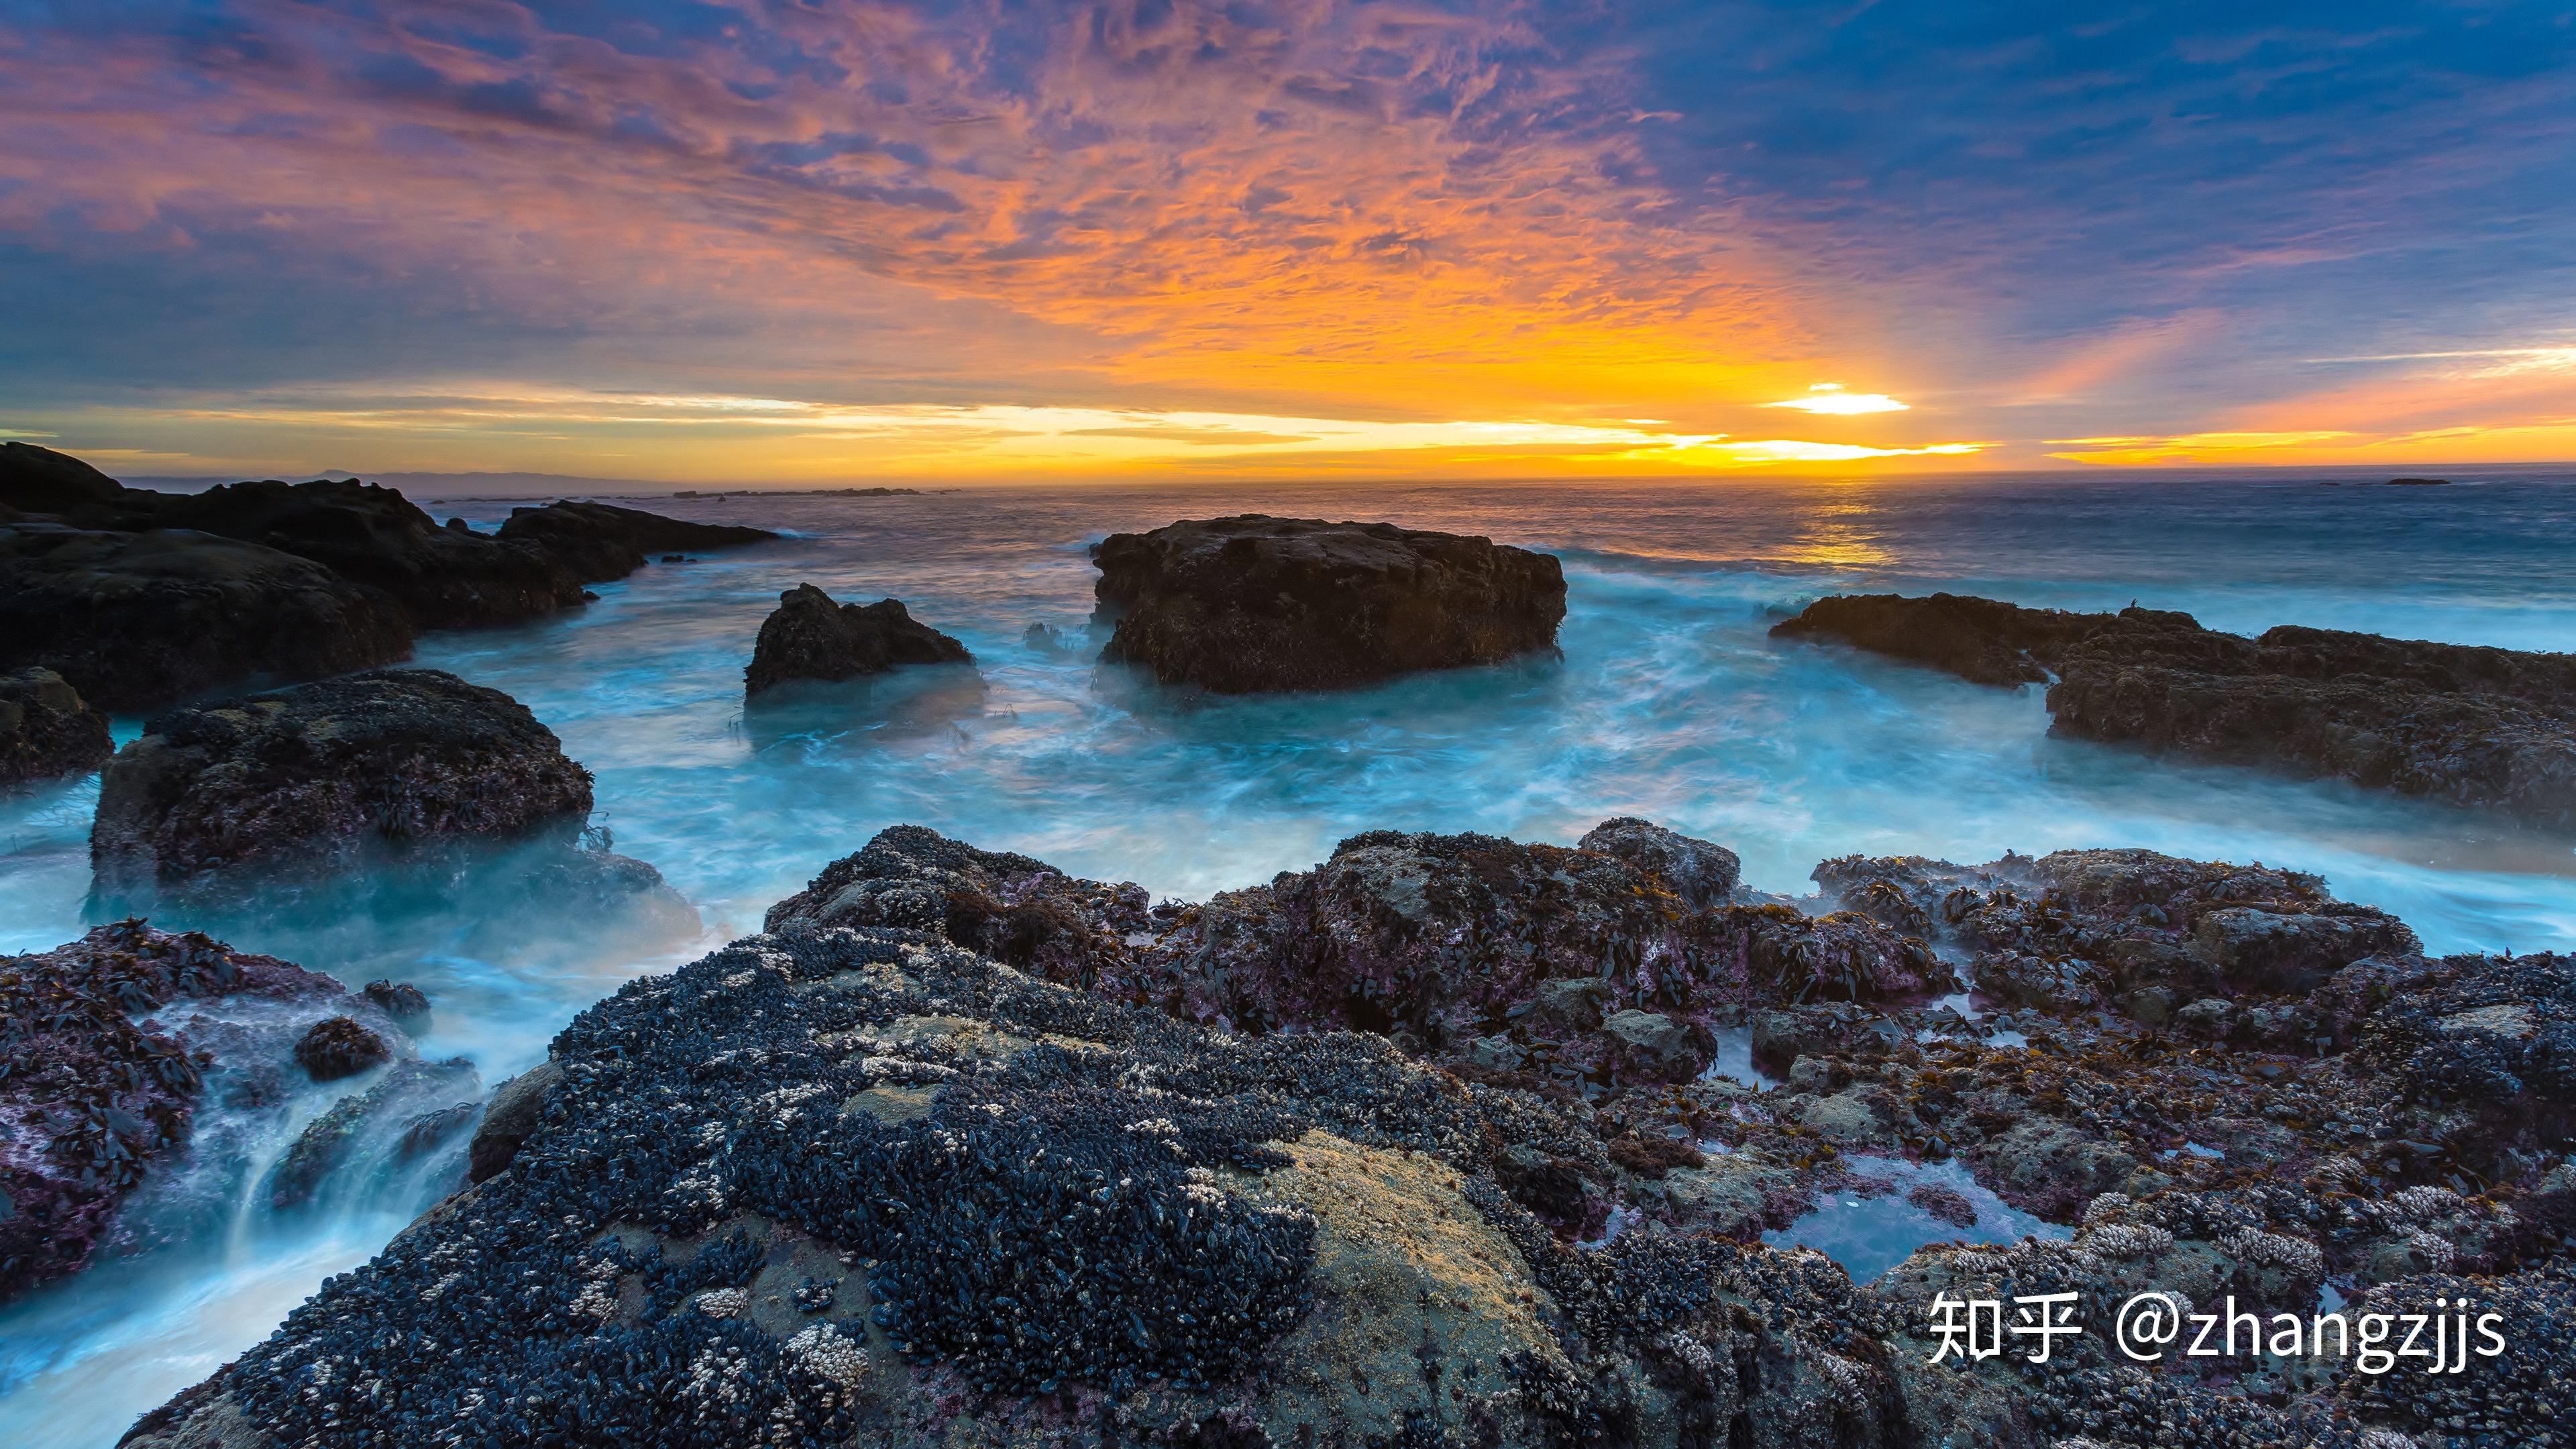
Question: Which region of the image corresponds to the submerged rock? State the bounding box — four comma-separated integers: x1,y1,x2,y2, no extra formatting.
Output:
91,668,600,896
360,979,432,1030
743,584,973,696
1774,592,2576,830
1091,515,1566,692
0,665,113,783
0,522,413,711
493,499,775,583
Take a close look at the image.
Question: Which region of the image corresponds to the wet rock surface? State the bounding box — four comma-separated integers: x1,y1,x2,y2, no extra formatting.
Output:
89,668,641,900
1774,592,2576,830
1091,515,1566,692
494,499,775,583
0,922,368,1299
745,584,974,696
0,665,113,783
127,824,2576,1448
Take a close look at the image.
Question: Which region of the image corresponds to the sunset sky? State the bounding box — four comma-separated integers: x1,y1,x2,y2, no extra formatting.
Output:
3,1,2573,484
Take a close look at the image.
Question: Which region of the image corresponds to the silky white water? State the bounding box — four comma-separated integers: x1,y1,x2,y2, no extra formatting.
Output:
3,470,2572,1445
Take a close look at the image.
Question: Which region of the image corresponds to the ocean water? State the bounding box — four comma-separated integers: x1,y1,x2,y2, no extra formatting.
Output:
4,468,2575,1444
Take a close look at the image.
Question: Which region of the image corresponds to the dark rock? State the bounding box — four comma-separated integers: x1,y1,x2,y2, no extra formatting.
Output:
270,1057,480,1208
1903,1181,1977,1228
0,523,412,711
360,979,432,1030
466,1059,564,1183
743,584,972,696
0,439,125,515
1575,816,1741,906
763,822,1148,986
293,1017,390,1081
493,499,774,584
1601,1008,1705,1081
1022,621,1076,654
3,445,763,709
1091,515,1565,692
1776,590,2576,829
91,668,595,894
0,921,354,1299
2188,903,2420,995
0,666,113,784
1770,591,2118,686
125,477,583,630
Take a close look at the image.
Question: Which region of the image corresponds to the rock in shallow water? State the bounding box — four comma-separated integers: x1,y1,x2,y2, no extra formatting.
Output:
89,667,610,898
493,499,775,584
1091,515,1566,692
0,922,372,1300
1774,590,2576,830
743,583,973,696
0,665,113,784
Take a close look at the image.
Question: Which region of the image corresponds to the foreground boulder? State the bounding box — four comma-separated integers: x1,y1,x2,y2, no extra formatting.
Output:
1091,515,1566,692
128,832,2576,1448
0,666,113,783
125,924,1902,1449
0,922,390,1299
743,584,972,696
493,499,775,583
1774,592,2576,830
91,668,602,896
0,522,412,710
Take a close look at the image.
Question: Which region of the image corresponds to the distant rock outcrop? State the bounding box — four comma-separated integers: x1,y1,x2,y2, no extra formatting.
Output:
743,584,972,696
0,522,413,710
1774,592,2576,829
0,666,114,783
1091,515,1566,692
493,499,775,583
1,444,772,710
91,668,601,895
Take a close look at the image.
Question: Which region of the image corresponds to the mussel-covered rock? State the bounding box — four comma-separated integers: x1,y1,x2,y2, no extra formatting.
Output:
0,922,362,1299
1091,515,1566,692
121,823,2576,1448
91,668,599,896
0,665,113,783
743,584,972,695
293,1016,390,1081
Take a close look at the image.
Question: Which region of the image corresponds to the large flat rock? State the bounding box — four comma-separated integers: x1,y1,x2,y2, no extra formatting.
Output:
1091,515,1565,692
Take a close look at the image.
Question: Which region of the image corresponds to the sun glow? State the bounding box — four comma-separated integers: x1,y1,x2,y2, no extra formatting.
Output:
1762,384,1911,416
76,385,1990,480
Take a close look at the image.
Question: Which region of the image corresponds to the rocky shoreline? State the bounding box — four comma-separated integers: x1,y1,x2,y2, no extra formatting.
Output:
1,443,777,714
1774,592,2576,830
106,818,2574,1448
